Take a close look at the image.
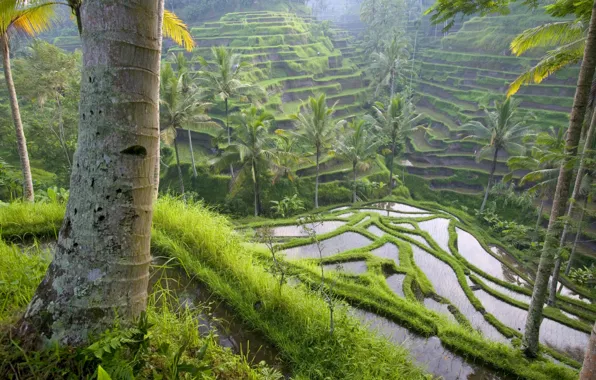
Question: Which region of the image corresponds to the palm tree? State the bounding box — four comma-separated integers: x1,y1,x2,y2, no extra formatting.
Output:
160,62,219,196
369,34,411,97
197,46,265,178
461,97,530,212
506,127,565,236
19,0,161,345
337,119,380,203
271,129,305,184
364,94,421,191
292,94,345,208
523,2,596,358
581,321,596,379
215,106,276,216
1,1,56,202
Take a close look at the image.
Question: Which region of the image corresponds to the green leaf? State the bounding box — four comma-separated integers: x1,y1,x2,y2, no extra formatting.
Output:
98,366,112,380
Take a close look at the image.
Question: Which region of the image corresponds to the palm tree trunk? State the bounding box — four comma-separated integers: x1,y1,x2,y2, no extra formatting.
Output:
1,33,34,202
17,0,161,346
480,148,499,212
225,97,235,179
580,322,596,379
315,147,320,208
549,107,596,305
565,197,588,276
390,68,395,98
388,136,396,191
253,160,260,217
188,129,197,177
535,199,544,236
174,137,185,196
153,0,164,201
523,0,596,358
352,161,357,203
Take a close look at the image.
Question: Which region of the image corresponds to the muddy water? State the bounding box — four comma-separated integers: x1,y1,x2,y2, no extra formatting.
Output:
323,260,367,274
150,266,284,370
424,298,457,324
386,274,406,297
368,202,429,213
474,290,588,361
366,225,386,237
351,309,511,380
457,229,526,286
418,218,452,253
357,209,433,218
282,232,372,260
411,246,507,342
371,243,400,266
267,221,346,237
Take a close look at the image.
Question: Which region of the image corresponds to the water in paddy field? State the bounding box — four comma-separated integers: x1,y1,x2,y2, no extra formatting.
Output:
266,221,346,237
371,243,400,266
282,231,372,259
366,224,386,237
357,208,434,218
424,298,458,324
368,202,429,213
391,222,416,230
323,260,367,274
417,218,451,253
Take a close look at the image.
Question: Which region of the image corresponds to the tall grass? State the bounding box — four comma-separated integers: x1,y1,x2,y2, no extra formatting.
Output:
0,201,63,241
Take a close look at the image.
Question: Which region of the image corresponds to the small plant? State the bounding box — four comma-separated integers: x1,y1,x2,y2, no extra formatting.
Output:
569,265,596,288
270,194,304,218
36,186,69,204
256,226,288,294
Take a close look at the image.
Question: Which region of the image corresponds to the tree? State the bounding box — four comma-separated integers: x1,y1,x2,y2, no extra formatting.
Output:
364,94,421,191
461,97,530,213
160,60,219,196
581,322,596,379
368,34,411,97
292,94,344,208
17,0,162,346
1,1,56,202
215,106,275,216
523,0,596,358
197,46,265,179
337,119,380,203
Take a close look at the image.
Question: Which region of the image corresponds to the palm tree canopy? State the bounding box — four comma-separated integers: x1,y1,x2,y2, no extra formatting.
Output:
337,119,380,170
365,94,422,144
368,34,413,95
461,97,531,160
291,93,345,153
0,1,55,36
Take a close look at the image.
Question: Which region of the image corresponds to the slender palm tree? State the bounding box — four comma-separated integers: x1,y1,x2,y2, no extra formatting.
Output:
337,119,380,203
461,97,530,212
272,129,306,184
215,107,275,216
368,34,411,97
292,94,345,208
523,1,596,358
19,0,161,345
364,94,421,191
160,62,219,196
1,1,56,202
197,46,265,178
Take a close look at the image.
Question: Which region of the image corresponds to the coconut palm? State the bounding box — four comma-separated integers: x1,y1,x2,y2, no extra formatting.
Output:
337,119,381,203
461,97,530,212
364,94,422,191
272,129,306,184
291,94,345,208
160,62,219,196
197,46,266,178
214,106,276,216
368,34,411,97
1,1,57,202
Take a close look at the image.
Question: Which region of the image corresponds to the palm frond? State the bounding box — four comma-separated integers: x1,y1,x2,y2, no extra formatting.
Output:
511,20,585,56
10,2,56,36
163,9,195,52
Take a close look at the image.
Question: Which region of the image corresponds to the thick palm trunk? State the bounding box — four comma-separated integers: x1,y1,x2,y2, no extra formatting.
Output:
153,0,165,200
225,98,235,178
315,147,320,208
17,0,161,346
580,322,596,379
549,108,596,305
565,197,588,276
352,162,357,203
174,138,185,195
2,34,34,202
522,0,596,357
388,136,396,191
480,148,499,212
188,129,197,177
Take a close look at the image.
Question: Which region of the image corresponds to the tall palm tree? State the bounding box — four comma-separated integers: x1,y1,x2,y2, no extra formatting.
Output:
1,1,56,202
369,34,411,97
581,321,596,379
160,62,219,196
197,46,265,178
19,0,161,345
291,94,345,208
337,119,380,203
215,107,276,216
523,0,596,358
271,129,305,184
461,97,530,212
364,94,421,191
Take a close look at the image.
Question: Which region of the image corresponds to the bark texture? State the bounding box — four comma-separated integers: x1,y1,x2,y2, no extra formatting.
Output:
188,129,197,177
580,322,596,379
2,34,35,202
17,0,161,346
480,148,499,212
174,138,185,195
315,147,320,208
549,108,596,305
388,136,396,191
153,0,165,200
522,0,596,357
